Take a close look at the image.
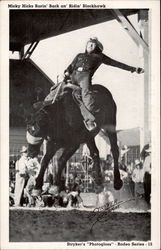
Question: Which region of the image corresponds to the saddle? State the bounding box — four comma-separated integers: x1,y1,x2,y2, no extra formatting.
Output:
33,81,97,131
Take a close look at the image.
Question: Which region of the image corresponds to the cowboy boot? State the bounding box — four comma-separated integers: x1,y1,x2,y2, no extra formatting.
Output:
73,89,97,131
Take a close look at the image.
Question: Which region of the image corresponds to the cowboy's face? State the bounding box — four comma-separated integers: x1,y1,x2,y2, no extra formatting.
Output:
86,41,96,53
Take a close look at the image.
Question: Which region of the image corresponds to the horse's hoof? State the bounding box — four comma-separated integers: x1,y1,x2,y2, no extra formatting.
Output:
66,205,73,209
48,185,59,195
114,179,123,190
32,189,42,197
78,202,85,209
35,196,45,208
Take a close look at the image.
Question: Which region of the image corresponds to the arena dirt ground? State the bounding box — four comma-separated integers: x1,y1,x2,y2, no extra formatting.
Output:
9,208,151,242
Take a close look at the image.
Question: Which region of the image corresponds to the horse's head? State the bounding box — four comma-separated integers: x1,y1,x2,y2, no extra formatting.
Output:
27,108,50,136
26,109,49,157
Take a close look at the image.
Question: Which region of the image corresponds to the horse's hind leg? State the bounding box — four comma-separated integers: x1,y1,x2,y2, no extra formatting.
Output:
105,128,123,190
108,131,123,190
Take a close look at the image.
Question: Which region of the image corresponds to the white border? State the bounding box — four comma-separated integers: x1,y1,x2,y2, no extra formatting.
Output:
0,1,160,249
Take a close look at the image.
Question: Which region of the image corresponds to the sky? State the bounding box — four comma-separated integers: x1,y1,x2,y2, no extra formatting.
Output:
29,13,144,130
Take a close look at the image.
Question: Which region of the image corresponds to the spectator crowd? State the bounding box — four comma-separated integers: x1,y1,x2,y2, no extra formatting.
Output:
9,143,151,208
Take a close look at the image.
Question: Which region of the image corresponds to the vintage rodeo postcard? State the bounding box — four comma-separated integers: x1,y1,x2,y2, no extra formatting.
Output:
0,0,160,249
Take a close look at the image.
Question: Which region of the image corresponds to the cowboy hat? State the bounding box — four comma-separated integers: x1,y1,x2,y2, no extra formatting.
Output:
20,145,27,153
87,37,104,52
134,159,141,166
145,144,151,153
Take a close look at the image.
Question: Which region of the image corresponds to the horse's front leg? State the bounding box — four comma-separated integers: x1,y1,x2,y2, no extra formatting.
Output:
34,141,59,194
86,138,102,186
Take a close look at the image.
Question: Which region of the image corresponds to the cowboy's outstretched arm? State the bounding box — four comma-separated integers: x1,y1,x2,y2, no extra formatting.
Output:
102,54,144,74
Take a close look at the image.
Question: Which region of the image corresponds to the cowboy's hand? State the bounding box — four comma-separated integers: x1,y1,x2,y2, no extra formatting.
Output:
135,67,144,74
64,71,71,83
57,74,65,83
64,70,70,77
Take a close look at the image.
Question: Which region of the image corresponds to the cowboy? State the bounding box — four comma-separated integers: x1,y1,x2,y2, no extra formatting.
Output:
24,156,41,206
14,146,29,206
132,159,144,201
143,144,151,204
64,37,144,131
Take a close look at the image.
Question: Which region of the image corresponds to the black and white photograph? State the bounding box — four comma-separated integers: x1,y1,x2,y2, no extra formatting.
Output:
0,1,160,249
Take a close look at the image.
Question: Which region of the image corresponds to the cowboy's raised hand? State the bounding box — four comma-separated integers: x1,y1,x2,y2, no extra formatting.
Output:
57,74,65,83
136,67,144,74
64,71,70,76
64,71,71,83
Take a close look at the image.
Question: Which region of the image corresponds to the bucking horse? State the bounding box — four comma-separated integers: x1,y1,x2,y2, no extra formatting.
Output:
26,82,123,195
